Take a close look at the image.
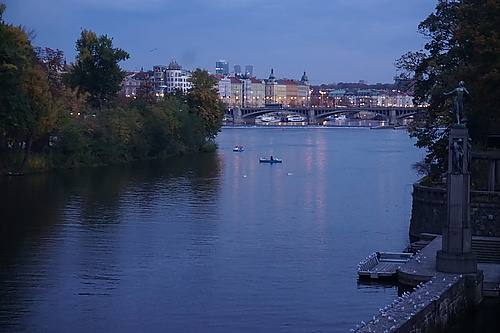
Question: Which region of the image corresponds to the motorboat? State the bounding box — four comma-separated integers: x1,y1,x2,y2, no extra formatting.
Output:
259,116,279,122
233,146,244,152
259,157,282,163
286,115,307,122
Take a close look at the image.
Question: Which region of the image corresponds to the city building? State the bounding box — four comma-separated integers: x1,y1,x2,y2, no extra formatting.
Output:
153,65,167,95
214,74,232,105
280,79,298,107
216,59,229,75
298,72,310,107
234,64,241,76
241,77,265,107
229,76,243,107
265,69,286,105
143,59,313,108
120,70,152,98
321,89,414,108
244,65,254,77
164,60,192,94
152,61,192,97
212,68,310,108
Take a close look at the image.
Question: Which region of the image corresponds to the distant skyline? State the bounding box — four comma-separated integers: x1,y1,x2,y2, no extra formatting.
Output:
4,0,438,85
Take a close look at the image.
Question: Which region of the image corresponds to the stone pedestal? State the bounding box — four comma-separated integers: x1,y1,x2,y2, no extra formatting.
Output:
436,124,478,274
436,250,477,273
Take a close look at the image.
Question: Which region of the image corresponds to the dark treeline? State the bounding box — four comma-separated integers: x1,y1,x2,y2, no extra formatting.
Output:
0,5,224,176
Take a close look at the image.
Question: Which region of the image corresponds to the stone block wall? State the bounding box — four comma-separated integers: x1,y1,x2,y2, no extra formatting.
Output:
410,182,500,240
410,184,447,239
352,274,469,332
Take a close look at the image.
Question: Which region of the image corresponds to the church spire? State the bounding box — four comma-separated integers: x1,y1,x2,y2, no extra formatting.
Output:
268,68,277,83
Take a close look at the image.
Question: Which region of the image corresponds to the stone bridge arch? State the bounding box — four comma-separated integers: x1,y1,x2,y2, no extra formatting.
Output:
225,106,423,124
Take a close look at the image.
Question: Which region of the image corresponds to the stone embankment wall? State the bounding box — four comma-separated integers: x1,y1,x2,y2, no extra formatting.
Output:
410,182,500,239
352,275,468,332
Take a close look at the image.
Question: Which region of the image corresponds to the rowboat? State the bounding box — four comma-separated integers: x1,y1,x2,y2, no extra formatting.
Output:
259,157,282,163
357,252,412,279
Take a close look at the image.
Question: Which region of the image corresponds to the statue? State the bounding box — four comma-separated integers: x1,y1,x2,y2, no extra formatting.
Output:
444,81,469,124
451,138,464,174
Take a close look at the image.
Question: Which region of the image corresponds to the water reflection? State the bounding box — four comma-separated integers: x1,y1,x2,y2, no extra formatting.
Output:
0,153,223,332
0,128,424,332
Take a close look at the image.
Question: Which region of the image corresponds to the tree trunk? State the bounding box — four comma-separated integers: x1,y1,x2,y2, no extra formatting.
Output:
15,134,34,175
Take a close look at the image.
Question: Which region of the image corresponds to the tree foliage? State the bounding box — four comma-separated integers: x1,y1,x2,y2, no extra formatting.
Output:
67,29,129,111
187,69,224,140
0,4,57,174
396,0,500,175
0,5,223,175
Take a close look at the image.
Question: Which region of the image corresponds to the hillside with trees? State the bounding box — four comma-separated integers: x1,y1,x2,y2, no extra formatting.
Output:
0,4,224,176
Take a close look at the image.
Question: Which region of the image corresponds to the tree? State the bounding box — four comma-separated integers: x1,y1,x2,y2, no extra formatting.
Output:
135,76,156,105
186,69,224,140
0,4,57,175
16,63,57,173
67,29,129,111
35,47,65,98
395,0,500,176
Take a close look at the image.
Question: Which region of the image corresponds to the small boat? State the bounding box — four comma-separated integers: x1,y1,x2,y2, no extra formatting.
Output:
357,252,412,279
233,146,244,152
259,157,282,163
286,115,307,122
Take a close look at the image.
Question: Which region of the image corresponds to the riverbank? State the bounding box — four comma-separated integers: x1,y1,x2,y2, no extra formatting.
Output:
354,236,500,332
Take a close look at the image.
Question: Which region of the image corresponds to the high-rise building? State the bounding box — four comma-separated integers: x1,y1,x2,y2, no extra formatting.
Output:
234,64,241,75
216,60,229,75
245,65,253,77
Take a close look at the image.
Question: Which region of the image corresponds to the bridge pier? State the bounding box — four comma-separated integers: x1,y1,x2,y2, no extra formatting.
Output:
233,107,243,124
389,109,397,125
308,109,318,125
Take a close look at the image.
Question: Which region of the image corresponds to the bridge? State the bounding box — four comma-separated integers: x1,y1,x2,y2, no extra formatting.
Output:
224,106,424,125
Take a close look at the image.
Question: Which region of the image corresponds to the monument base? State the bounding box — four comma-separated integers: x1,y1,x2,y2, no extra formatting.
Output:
436,250,477,274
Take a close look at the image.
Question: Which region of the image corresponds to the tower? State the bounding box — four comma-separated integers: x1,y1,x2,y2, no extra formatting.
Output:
245,65,253,77
216,60,229,75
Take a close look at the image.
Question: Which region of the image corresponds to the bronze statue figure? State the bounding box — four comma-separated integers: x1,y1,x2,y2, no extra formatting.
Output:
451,138,464,174
444,81,469,124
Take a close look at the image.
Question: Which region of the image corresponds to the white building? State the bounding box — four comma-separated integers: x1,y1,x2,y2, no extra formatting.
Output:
153,60,192,96
216,75,232,105
164,60,192,94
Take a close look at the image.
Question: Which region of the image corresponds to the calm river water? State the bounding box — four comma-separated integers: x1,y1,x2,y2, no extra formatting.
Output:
0,127,424,332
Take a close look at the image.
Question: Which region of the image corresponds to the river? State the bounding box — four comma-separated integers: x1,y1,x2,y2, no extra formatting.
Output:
0,126,424,332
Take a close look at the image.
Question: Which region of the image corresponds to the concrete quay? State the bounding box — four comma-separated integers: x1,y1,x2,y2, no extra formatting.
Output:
399,236,499,294
352,236,500,332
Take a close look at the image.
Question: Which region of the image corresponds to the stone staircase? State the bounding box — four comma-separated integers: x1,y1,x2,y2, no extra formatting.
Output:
472,236,500,263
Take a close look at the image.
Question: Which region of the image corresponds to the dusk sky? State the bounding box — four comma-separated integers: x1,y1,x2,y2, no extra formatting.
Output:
4,0,438,85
